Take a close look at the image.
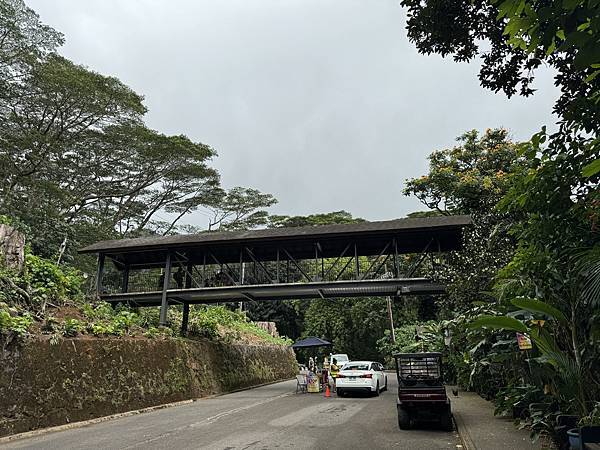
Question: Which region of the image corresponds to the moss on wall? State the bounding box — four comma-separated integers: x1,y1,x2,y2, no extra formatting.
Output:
0,337,297,437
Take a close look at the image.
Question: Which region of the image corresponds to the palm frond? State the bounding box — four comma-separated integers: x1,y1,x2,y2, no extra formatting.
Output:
576,246,600,307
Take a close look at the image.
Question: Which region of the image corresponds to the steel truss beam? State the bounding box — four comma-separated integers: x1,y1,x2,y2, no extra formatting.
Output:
102,278,446,306
102,235,445,318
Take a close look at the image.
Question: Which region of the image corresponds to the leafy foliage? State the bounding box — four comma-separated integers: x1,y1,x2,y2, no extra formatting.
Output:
268,211,365,228
205,187,277,231
401,4,600,441
0,251,84,311
0,0,275,267
404,129,524,213
0,305,32,336
404,128,527,310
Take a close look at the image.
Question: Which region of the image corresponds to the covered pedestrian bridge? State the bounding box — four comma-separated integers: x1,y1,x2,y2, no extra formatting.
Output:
79,215,471,327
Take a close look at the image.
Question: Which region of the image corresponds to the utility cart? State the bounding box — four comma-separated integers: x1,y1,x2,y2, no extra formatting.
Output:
394,352,453,431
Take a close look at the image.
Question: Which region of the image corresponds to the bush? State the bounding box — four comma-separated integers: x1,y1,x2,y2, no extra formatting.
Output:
188,306,240,338
61,318,83,337
494,385,547,418
81,304,142,336
143,326,174,339
0,307,33,336
580,403,600,427
24,254,83,306
376,322,437,367
186,305,292,344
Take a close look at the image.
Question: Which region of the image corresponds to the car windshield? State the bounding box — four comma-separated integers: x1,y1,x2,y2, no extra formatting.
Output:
333,355,348,362
344,363,369,371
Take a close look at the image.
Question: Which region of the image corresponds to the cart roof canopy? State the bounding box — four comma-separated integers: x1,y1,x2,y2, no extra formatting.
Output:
291,337,332,348
393,352,443,358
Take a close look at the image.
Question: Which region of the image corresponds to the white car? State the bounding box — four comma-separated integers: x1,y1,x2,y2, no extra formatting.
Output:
330,353,349,369
335,361,387,397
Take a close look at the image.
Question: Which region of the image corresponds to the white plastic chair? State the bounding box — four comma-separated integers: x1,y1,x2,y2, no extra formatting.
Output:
296,374,308,394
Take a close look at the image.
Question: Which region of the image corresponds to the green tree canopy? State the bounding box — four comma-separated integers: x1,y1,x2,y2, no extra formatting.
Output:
0,0,276,266
404,129,526,214
404,128,529,310
268,211,365,228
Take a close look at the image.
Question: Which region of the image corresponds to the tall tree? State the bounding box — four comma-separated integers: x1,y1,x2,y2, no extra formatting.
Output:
205,187,277,231
400,0,600,413
268,210,364,228
404,128,529,309
0,0,276,267
0,0,63,84
400,0,600,184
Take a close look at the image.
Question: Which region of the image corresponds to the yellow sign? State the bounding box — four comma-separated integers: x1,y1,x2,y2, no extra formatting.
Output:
516,332,533,350
307,373,320,393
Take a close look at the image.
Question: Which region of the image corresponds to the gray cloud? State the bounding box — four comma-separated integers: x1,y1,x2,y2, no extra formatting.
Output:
28,0,559,226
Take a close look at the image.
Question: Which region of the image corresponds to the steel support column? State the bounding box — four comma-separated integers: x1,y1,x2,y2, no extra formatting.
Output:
180,261,192,335
354,243,360,278
121,264,129,293
96,253,105,296
181,303,190,335
393,238,399,278
159,253,172,326
276,248,280,283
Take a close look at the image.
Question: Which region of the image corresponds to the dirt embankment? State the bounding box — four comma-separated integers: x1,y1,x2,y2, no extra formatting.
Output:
0,337,297,437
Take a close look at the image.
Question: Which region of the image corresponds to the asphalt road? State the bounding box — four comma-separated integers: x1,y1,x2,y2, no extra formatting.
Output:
3,377,460,450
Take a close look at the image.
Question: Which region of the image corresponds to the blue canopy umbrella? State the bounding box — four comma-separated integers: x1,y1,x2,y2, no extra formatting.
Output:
291,336,331,349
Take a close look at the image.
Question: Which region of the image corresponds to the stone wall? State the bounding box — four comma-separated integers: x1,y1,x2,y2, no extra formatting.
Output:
253,321,279,337
0,337,297,437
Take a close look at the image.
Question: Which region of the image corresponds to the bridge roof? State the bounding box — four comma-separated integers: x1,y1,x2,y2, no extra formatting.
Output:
81,215,470,253
80,215,471,267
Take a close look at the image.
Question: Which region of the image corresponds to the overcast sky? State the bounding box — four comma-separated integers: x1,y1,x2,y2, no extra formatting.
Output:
29,0,559,225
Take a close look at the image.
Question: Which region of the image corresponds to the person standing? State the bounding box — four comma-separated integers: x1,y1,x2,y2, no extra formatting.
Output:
322,356,330,391
330,358,340,392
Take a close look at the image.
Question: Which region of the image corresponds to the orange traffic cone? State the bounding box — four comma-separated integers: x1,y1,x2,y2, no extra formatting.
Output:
325,383,331,398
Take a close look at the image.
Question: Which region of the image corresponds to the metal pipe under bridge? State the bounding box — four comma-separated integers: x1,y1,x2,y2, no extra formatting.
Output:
79,215,471,327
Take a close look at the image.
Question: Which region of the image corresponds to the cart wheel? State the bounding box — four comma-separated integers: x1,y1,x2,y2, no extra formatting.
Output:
398,407,411,430
440,411,453,431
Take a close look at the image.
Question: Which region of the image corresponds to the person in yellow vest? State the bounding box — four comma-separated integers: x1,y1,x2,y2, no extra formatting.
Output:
330,358,340,392
322,356,330,390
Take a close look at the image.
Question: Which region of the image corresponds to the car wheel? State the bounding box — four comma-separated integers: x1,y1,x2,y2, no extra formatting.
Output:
440,410,453,431
337,389,344,397
398,407,411,430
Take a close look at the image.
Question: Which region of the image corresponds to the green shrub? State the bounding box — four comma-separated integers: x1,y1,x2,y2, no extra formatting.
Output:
144,326,174,338
580,403,600,427
112,310,139,333
82,303,143,336
62,318,83,337
143,326,161,338
82,302,113,321
88,321,118,336
494,385,547,418
185,305,291,344
0,308,33,336
24,254,83,306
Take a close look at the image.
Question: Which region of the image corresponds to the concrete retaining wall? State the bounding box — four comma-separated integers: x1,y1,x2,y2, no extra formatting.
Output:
0,337,297,437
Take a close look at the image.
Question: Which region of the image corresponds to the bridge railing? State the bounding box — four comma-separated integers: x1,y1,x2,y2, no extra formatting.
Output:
99,249,440,295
